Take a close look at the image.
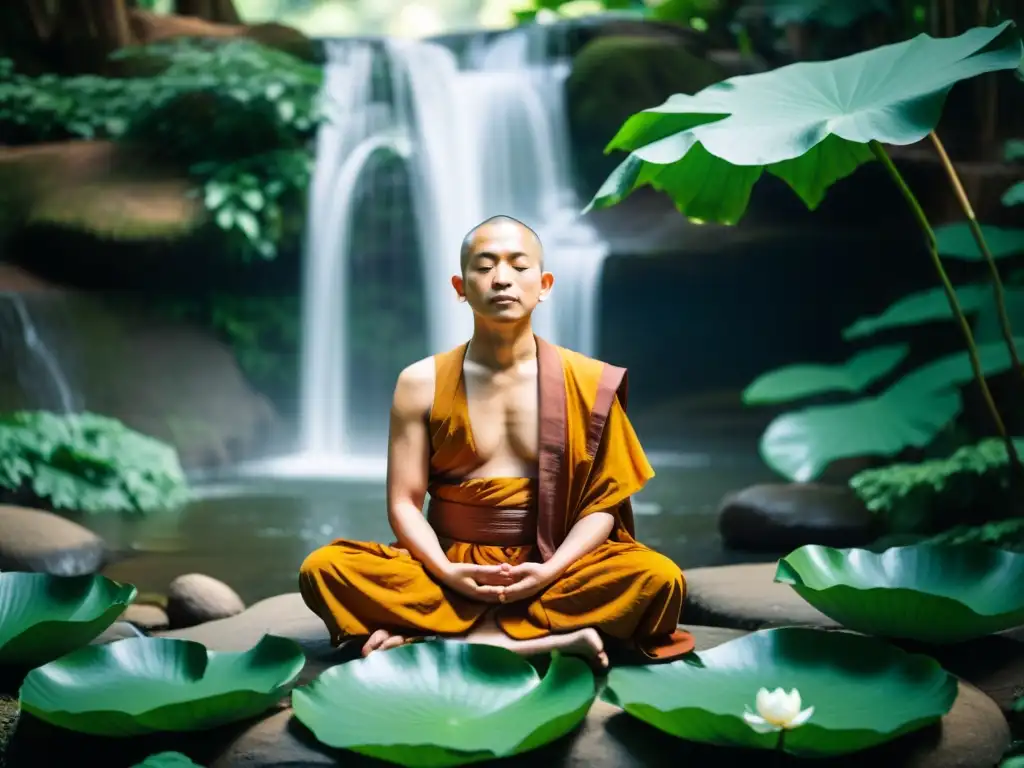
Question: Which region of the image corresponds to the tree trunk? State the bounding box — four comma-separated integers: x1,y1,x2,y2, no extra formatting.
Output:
173,0,241,25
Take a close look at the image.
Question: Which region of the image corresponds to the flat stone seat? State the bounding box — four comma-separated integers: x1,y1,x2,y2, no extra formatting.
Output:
684,562,839,630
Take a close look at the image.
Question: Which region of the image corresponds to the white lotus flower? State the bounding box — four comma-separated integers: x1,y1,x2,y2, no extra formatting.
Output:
743,687,815,734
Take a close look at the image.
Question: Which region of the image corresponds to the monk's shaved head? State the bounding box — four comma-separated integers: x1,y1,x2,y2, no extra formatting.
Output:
460,215,543,274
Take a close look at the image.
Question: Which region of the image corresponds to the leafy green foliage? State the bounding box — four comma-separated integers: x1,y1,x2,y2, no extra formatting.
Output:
747,0,892,28
742,345,908,405
934,223,1024,260
850,438,1024,534
0,38,322,262
926,517,1024,552
0,411,189,515
585,23,1023,223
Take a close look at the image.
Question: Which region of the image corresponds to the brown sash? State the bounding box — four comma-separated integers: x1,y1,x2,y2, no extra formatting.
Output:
535,337,634,561
426,497,537,547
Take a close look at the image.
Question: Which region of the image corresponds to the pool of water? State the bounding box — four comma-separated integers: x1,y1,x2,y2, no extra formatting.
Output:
86,449,777,605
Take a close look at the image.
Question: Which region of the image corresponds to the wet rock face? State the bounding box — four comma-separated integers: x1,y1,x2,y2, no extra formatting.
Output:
0,505,107,576
0,290,278,470
717,483,879,553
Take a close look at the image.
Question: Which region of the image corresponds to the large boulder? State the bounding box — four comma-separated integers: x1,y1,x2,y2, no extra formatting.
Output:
683,562,839,631
0,505,107,576
718,483,879,552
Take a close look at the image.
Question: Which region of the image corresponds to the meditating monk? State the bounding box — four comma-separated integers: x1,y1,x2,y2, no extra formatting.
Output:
299,215,694,669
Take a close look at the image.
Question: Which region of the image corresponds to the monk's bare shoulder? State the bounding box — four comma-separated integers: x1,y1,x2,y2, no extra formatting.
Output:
392,356,435,421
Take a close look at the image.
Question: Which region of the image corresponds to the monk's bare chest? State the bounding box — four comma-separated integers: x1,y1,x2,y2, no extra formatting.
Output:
463,361,538,473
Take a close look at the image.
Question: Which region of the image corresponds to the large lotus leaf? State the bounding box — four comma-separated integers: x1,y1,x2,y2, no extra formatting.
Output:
292,640,596,767
935,223,1024,260
0,572,137,667
776,543,1024,643
843,283,996,340
19,635,304,736
743,344,908,405
603,626,956,756
761,339,1020,481
1007,139,1024,160
585,23,1023,224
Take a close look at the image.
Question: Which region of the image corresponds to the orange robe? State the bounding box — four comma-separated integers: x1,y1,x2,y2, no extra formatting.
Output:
299,337,693,660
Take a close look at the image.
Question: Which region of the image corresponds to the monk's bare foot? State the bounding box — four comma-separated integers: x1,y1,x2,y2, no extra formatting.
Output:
465,616,609,670
362,629,410,656
560,628,609,670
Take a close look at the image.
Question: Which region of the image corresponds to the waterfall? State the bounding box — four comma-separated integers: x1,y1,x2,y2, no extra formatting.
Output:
258,25,611,478
0,294,76,413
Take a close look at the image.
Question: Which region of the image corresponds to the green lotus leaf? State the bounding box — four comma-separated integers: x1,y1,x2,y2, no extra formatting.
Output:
1007,138,1024,161
19,634,304,736
842,283,997,340
292,640,597,767
603,626,956,756
742,344,909,405
132,753,204,768
760,339,1022,481
935,223,1024,260
585,22,1023,224
0,572,137,667
775,543,1024,643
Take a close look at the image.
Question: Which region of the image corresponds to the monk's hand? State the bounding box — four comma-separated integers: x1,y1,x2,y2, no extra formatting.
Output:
497,563,557,603
440,563,511,603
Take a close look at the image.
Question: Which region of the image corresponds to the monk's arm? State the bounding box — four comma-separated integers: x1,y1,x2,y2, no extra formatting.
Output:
386,363,451,581
540,511,615,580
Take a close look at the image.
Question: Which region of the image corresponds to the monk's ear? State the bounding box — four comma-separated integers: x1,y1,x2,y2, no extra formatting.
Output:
540,270,554,298
451,274,466,301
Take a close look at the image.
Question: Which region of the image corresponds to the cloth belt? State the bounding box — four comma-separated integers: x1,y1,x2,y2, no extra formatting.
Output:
426,497,537,547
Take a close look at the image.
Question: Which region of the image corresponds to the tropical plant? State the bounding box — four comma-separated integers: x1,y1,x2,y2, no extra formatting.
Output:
585,22,1024,478
924,516,1024,550
0,37,322,262
19,635,304,736
0,573,136,667
775,543,1024,643
292,640,597,767
603,626,956,756
851,437,1024,533
0,411,189,515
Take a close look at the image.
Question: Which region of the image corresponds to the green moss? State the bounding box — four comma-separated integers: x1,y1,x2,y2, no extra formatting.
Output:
851,438,1024,534
0,694,18,767
567,35,726,195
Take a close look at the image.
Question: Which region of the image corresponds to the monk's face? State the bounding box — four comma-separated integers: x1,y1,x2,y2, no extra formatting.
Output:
453,222,553,321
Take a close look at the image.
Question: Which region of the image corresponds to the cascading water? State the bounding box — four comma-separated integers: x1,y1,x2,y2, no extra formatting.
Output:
0,294,76,413
258,25,611,478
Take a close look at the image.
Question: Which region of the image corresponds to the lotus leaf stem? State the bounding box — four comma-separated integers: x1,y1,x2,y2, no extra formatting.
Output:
868,140,1022,474
928,130,1023,380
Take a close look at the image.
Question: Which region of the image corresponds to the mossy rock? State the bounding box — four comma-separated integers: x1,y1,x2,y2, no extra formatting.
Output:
567,35,726,198
0,694,18,767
